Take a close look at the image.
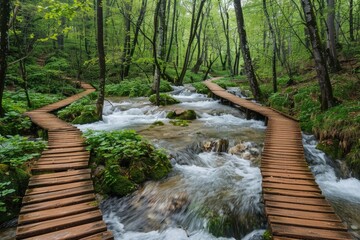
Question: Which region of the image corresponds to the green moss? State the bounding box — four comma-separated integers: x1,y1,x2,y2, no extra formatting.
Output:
346,140,360,177
170,120,190,127
192,82,210,94
317,140,343,160
72,111,99,124
149,93,180,105
166,110,197,120
85,130,172,197
263,230,272,240
152,121,165,126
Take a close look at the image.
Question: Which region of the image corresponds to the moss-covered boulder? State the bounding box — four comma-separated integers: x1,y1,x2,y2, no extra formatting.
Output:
166,109,197,120
149,93,180,106
85,130,172,197
72,110,99,124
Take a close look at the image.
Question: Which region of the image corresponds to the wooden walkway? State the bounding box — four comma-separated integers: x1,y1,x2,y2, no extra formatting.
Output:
16,82,113,239
204,80,353,240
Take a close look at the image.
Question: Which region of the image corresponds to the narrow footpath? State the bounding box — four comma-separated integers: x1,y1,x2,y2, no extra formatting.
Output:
16,82,113,239
205,79,353,240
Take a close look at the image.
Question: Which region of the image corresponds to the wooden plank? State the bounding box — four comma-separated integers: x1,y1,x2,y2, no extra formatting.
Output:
266,207,342,222
22,221,108,240
30,169,91,180
265,201,334,213
263,194,330,206
26,181,93,196
20,194,95,214
261,171,315,180
82,231,114,240
32,162,89,171
271,224,352,240
263,188,324,198
262,182,321,193
22,185,94,205
17,210,102,238
29,173,91,187
18,202,98,225
262,176,317,186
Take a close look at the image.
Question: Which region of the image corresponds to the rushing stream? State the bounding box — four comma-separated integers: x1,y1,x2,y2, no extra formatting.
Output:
78,87,267,239
1,86,359,240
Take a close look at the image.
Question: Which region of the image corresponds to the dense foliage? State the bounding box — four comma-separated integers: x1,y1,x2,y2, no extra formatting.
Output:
0,135,47,223
84,130,172,197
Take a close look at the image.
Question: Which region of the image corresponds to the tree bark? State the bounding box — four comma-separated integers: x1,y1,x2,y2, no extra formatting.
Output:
0,0,11,117
166,0,177,62
349,0,354,41
124,0,147,77
233,0,262,101
176,0,206,86
301,0,335,110
326,0,341,72
218,0,233,76
120,0,132,80
263,0,277,93
96,0,106,120
153,0,166,105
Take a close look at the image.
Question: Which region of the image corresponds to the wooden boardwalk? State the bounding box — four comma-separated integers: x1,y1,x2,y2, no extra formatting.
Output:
204,80,353,240
16,82,113,239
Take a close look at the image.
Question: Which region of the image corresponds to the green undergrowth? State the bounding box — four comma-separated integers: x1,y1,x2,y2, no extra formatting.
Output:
0,135,47,224
105,79,172,97
57,93,98,124
84,130,172,197
266,71,360,177
1,91,65,136
192,82,210,94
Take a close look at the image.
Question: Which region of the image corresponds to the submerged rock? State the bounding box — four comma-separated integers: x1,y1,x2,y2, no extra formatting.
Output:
228,141,262,162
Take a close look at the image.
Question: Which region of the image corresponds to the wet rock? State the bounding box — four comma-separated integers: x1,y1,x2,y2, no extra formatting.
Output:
203,139,229,153
167,109,197,120
228,141,262,162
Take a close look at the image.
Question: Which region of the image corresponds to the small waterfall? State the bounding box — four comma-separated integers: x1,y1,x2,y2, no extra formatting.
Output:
303,134,360,238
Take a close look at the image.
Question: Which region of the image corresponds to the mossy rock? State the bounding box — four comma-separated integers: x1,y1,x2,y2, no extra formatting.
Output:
0,164,9,173
167,109,197,120
151,121,165,126
72,111,99,124
109,174,136,196
316,139,343,160
129,162,147,184
149,93,180,106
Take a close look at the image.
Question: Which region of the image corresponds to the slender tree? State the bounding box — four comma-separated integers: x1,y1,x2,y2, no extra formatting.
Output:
233,0,262,100
153,0,166,106
349,0,354,41
326,0,341,72
301,0,335,110
218,0,233,75
0,0,11,117
176,0,206,86
96,0,106,120
263,0,278,93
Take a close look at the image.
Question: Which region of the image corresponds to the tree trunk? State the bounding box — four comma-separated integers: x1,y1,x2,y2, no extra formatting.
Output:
120,1,132,80
0,0,11,117
57,17,66,50
176,0,206,86
124,0,147,77
153,0,166,105
263,0,277,93
166,0,177,62
233,0,262,101
326,0,341,72
96,0,106,120
301,0,335,110
218,0,233,76
349,0,354,41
